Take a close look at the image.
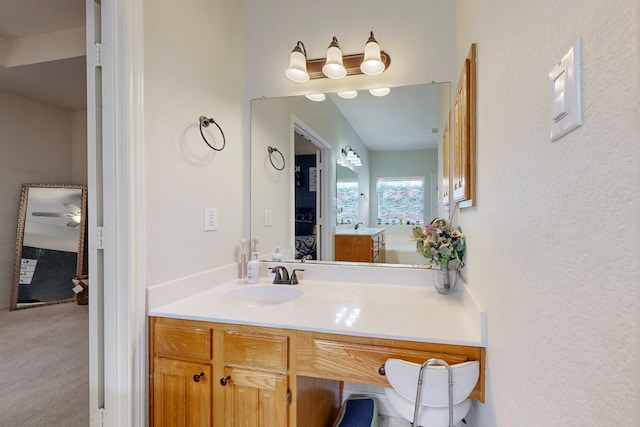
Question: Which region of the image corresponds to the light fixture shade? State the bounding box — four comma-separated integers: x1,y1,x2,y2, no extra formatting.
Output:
360,31,385,75
322,37,347,79
337,90,358,99
369,87,391,97
285,41,310,83
305,93,326,102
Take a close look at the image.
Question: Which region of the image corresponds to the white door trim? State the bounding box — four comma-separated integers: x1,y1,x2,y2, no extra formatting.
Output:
87,1,146,426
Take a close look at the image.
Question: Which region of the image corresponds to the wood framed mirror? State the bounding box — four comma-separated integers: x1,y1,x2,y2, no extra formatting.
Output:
10,184,88,310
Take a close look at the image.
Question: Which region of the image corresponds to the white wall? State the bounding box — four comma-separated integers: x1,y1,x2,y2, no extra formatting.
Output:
0,90,84,308
244,0,457,99
143,0,244,286
455,0,639,425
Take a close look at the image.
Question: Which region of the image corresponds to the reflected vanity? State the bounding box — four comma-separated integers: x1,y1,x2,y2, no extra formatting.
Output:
10,184,88,310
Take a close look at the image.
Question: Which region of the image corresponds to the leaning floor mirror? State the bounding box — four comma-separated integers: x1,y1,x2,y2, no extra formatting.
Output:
10,184,88,310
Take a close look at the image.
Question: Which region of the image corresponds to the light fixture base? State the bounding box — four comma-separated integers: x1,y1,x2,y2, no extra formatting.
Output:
306,51,391,80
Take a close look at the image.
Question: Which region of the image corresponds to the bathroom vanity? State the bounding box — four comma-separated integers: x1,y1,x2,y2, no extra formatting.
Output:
148,263,486,427
334,228,386,263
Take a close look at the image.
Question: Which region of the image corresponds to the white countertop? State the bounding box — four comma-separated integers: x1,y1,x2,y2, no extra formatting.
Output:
335,227,386,236
148,263,486,347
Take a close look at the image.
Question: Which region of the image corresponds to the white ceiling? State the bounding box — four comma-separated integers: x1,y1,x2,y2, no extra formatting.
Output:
329,83,442,151
0,0,86,110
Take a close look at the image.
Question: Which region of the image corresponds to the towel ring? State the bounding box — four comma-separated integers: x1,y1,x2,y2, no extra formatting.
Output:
267,146,285,171
199,115,226,151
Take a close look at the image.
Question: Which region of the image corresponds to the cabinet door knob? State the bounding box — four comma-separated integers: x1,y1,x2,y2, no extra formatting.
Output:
378,364,386,376
193,372,205,383
220,375,231,386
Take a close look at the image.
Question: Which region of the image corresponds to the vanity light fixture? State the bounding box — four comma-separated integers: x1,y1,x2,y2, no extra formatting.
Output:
285,32,391,82
369,87,391,97
322,36,347,79
360,32,385,75
285,41,310,83
337,90,358,99
304,93,326,102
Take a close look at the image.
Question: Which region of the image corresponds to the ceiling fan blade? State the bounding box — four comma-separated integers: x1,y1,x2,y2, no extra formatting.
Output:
32,212,73,217
64,203,81,214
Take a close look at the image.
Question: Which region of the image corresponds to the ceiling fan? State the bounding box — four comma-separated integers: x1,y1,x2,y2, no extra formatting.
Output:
32,202,82,227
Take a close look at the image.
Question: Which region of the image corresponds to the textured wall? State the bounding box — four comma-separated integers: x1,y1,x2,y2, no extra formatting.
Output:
143,0,244,285
455,0,639,425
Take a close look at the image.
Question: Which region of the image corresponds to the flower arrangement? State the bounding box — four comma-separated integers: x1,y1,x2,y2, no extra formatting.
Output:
411,218,466,270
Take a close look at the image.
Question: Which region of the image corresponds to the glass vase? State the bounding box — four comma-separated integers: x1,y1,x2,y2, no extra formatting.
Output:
433,262,458,294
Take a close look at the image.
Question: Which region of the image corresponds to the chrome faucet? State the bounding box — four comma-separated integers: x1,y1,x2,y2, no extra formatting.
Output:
270,266,305,285
355,222,364,230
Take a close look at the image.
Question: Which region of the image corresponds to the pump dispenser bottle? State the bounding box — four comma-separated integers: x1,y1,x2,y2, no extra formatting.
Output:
246,252,260,284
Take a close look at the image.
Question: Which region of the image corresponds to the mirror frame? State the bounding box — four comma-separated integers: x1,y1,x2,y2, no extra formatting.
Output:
10,183,88,310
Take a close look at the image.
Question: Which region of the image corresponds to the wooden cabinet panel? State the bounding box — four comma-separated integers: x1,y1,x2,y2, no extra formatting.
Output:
154,357,212,427
154,323,212,361
452,44,476,207
334,231,385,263
442,114,451,206
223,367,287,427
223,330,288,373
309,339,468,386
296,330,485,402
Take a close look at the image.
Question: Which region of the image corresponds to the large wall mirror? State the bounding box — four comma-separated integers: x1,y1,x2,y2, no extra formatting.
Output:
251,82,450,267
10,184,88,310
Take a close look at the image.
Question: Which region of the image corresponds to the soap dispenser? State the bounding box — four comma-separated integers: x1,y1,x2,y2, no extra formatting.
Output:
272,247,282,262
246,252,260,284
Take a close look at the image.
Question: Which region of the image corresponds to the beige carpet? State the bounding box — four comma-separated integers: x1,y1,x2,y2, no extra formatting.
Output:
0,302,89,427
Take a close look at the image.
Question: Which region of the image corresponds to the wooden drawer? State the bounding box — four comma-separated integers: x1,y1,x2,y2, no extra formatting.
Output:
310,339,468,386
154,323,212,361
224,330,288,373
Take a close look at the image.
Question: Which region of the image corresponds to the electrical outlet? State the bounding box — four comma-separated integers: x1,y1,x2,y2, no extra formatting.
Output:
204,208,217,231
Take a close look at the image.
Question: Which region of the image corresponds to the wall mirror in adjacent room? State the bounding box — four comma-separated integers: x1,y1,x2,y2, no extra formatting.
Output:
10,184,88,310
251,82,450,267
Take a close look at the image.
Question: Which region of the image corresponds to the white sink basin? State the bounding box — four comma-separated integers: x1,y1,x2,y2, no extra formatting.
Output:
221,285,303,307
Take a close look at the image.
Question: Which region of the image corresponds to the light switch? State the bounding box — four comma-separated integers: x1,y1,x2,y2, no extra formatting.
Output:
264,209,272,227
549,40,582,141
551,68,568,121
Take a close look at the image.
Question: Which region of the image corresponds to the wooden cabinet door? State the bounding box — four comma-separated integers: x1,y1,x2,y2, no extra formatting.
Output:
223,367,288,427
153,357,212,427
452,44,476,206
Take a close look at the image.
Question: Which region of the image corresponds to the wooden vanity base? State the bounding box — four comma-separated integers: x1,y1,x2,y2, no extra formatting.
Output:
149,316,485,426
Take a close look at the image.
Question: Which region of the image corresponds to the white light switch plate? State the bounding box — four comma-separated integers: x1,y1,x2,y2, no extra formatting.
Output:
264,209,272,227
549,40,582,141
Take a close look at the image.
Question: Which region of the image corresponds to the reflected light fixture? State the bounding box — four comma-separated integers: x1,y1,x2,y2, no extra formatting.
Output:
285,32,391,82
369,87,391,97
360,32,385,75
285,41,310,82
322,36,347,79
304,93,326,102
337,90,358,99
341,145,362,167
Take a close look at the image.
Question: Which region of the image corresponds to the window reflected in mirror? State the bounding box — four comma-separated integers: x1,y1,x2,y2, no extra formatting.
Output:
376,177,425,226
